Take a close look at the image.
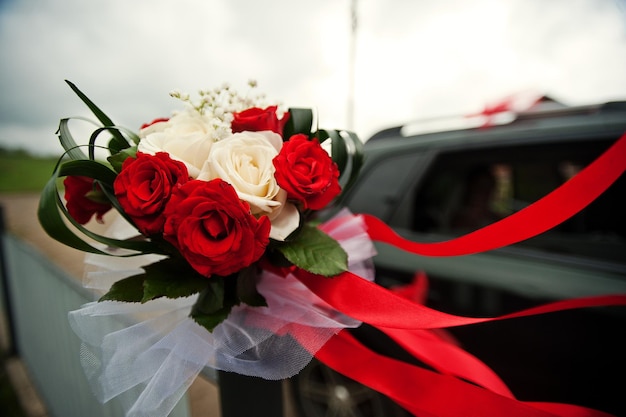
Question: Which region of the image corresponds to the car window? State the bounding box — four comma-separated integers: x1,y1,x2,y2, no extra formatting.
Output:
391,138,626,265
346,151,427,220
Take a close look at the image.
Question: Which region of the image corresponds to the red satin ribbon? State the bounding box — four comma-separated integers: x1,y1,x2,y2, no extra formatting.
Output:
384,274,514,398
364,131,626,256
300,132,626,416
315,331,616,417
295,268,626,329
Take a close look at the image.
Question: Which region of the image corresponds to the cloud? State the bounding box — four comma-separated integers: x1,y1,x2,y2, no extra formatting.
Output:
353,0,626,130
0,0,625,156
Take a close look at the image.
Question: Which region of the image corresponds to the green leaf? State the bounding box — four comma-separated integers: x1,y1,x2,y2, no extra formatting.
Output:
57,118,91,160
193,278,225,313
141,258,209,302
65,80,130,152
190,278,234,332
191,306,232,333
277,224,348,277
88,126,140,160
108,130,140,154
99,274,145,302
237,267,267,307
108,147,137,173
321,129,349,175
59,159,117,186
313,129,365,203
98,258,209,304
283,108,313,139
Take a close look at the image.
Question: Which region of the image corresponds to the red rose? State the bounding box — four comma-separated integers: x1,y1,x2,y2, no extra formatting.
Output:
63,176,112,224
273,134,341,210
231,106,290,135
113,152,189,236
162,179,271,278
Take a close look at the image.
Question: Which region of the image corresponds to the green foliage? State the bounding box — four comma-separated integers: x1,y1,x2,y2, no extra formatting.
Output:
277,223,348,277
236,266,267,307
37,158,164,256
100,258,210,303
190,277,233,332
283,107,314,139
141,259,209,302
37,82,166,257
108,147,137,173
65,80,135,153
99,274,145,303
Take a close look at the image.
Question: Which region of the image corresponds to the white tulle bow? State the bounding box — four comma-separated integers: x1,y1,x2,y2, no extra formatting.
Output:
68,208,377,417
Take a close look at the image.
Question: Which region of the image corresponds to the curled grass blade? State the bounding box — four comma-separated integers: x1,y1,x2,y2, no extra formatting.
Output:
65,80,131,152
37,158,165,256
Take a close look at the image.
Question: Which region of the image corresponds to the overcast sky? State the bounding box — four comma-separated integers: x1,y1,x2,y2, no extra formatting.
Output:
1,0,625,156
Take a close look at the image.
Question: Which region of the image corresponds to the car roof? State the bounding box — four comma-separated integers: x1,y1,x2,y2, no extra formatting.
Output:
362,100,626,157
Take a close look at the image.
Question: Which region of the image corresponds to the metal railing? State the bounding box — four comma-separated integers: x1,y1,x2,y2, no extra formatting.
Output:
0,206,191,417
0,205,286,417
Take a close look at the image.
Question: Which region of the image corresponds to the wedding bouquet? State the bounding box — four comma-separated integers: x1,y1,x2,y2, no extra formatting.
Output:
38,80,626,417
38,80,376,416
40,80,364,332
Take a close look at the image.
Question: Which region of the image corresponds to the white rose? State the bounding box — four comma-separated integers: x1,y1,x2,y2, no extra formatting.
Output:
198,131,300,241
137,108,219,178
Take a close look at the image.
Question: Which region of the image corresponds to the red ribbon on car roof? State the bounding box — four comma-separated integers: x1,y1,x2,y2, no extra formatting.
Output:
467,91,546,127
293,132,626,416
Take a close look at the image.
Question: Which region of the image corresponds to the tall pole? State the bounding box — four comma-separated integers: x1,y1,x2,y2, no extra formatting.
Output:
347,0,358,131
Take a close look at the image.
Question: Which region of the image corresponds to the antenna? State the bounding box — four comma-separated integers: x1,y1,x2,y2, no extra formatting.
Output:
347,0,358,131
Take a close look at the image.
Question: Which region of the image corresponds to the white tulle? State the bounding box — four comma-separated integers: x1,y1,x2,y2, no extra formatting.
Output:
68,208,377,417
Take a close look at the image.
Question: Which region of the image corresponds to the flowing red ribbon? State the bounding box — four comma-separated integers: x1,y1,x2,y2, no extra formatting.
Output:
297,133,626,416
315,331,616,417
364,131,626,256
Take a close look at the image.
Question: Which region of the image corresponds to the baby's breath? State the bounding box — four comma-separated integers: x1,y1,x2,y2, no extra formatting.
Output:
169,80,282,141
170,80,285,141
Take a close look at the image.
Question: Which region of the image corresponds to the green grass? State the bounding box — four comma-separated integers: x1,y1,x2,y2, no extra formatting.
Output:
0,150,59,193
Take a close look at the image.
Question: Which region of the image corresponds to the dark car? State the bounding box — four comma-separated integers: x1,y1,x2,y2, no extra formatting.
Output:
290,100,626,417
